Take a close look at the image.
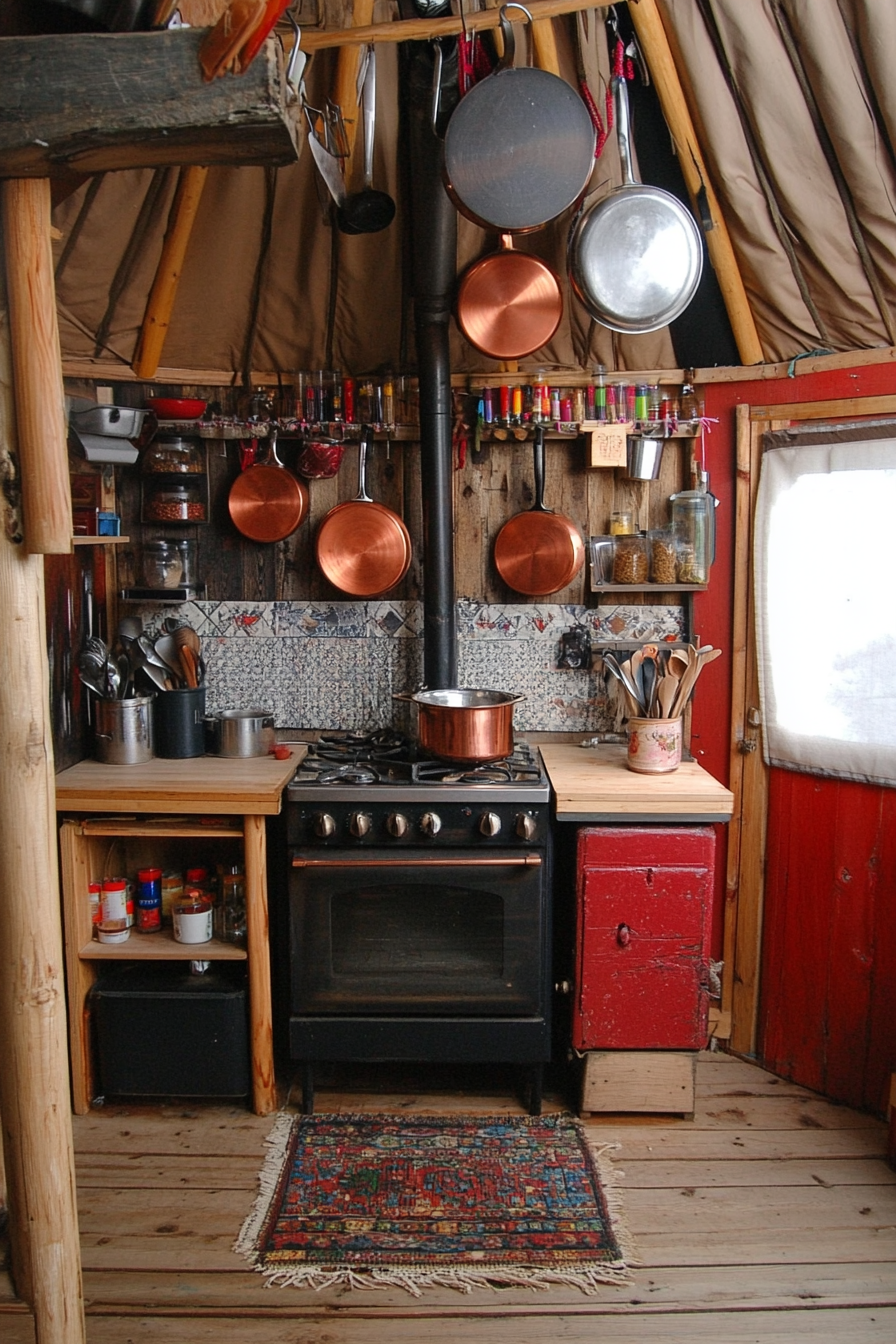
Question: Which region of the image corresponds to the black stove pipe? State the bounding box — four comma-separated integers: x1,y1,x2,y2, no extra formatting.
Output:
404,39,459,689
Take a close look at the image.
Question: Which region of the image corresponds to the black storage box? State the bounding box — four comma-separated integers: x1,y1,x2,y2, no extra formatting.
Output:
91,961,250,1098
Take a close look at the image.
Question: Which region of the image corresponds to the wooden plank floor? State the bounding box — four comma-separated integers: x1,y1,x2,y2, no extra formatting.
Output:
2,1051,896,1341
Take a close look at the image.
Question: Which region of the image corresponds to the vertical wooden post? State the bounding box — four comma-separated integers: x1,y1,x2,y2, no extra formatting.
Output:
1,178,73,555
0,201,86,1344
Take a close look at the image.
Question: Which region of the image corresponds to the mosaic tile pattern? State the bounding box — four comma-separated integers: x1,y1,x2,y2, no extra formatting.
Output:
134,599,684,733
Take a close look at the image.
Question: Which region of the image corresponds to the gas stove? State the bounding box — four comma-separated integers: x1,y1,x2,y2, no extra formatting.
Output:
286,730,550,847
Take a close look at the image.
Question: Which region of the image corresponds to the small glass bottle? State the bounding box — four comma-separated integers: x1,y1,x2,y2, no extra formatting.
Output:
572,387,586,424
217,863,247,947
532,370,547,423
382,372,395,428
610,509,635,536
606,382,618,423
679,380,699,420
331,368,344,422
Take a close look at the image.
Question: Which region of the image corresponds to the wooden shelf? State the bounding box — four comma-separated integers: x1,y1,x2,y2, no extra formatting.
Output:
73,536,130,545
592,584,708,593
79,929,246,961
77,817,243,839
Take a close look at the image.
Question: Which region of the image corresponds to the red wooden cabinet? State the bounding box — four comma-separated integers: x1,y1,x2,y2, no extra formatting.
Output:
572,826,715,1051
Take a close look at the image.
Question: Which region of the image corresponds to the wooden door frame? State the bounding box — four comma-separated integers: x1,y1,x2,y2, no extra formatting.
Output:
725,393,896,1056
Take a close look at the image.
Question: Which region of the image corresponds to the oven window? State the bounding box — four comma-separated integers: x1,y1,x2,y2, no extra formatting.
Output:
331,885,503,978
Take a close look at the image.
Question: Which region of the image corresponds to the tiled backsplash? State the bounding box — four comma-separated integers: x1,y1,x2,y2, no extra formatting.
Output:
134,599,685,734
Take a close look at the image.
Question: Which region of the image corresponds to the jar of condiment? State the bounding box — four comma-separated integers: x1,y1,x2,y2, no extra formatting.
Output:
141,540,184,589
175,538,198,586
136,866,162,933
612,532,649,584
172,890,214,944
610,510,635,536
160,871,183,926
671,490,711,584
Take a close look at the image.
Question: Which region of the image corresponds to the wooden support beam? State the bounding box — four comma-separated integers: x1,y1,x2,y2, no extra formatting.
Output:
626,0,764,366
300,0,601,51
0,284,85,1336
0,29,301,178
1,177,72,554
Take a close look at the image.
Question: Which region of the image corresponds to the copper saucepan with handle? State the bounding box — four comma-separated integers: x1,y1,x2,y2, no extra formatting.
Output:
493,425,585,595
315,425,412,596
455,233,563,360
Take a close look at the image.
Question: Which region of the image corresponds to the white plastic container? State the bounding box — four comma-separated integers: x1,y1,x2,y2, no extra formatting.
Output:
172,894,213,945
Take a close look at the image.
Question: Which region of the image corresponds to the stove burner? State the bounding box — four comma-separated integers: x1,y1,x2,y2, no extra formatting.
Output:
316,729,409,761
412,759,513,784
316,763,380,786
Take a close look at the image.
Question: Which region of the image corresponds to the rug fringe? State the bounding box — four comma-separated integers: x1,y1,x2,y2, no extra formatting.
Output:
584,1136,641,1271
233,1112,295,1264
253,1261,634,1298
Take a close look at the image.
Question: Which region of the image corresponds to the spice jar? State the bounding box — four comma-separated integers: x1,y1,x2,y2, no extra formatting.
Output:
610,510,635,536
612,532,649,584
141,540,183,589
216,863,247,946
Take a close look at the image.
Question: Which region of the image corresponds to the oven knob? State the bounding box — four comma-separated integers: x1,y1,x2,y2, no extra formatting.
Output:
419,811,442,837
386,812,409,837
515,812,537,841
312,812,336,838
479,810,502,837
348,811,372,838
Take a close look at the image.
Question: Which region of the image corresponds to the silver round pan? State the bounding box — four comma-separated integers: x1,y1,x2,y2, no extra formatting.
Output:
568,76,703,333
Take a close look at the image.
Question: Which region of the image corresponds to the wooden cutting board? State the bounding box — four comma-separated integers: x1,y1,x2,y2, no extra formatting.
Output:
540,743,734,821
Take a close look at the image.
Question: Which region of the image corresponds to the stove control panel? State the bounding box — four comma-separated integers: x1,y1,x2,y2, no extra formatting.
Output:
290,801,547,848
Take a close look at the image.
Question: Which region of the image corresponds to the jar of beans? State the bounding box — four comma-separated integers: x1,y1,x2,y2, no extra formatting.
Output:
144,483,205,523
612,532,649,584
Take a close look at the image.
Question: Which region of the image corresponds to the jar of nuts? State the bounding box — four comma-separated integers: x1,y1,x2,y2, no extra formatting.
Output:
144,483,205,523
649,529,678,583
612,532,649,584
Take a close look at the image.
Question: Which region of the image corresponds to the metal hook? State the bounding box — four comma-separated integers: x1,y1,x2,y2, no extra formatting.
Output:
284,6,306,104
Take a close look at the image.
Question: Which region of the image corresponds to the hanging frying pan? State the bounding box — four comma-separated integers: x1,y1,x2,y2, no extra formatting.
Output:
228,428,309,543
494,425,585,595
315,426,412,596
568,76,703,333
456,234,563,360
443,5,596,233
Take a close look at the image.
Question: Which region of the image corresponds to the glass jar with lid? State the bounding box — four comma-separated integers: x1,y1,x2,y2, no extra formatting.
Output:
141,540,184,589
144,481,205,522
142,436,203,474
612,532,649,584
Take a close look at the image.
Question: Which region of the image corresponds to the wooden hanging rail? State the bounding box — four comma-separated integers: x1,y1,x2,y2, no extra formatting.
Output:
299,0,603,52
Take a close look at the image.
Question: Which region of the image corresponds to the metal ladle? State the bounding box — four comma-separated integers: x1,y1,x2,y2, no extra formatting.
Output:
336,45,396,235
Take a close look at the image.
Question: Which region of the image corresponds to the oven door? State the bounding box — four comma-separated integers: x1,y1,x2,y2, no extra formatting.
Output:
289,848,545,1015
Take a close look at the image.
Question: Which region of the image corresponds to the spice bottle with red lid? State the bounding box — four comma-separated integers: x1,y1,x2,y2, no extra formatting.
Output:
136,867,162,933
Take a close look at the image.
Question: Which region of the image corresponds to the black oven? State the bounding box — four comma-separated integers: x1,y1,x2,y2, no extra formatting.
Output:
284,737,552,1113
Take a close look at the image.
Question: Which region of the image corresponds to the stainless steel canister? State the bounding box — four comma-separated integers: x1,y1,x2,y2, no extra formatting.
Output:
94,695,155,765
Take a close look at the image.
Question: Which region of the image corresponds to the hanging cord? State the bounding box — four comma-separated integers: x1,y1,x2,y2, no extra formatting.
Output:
240,164,279,392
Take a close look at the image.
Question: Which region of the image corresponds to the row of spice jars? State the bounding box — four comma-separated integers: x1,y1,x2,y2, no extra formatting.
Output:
478,375,701,427
91,864,246,946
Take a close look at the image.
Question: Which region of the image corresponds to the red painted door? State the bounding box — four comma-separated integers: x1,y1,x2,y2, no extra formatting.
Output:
572,827,715,1051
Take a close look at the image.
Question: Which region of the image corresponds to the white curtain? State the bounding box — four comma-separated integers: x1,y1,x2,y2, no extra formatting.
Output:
754,422,896,787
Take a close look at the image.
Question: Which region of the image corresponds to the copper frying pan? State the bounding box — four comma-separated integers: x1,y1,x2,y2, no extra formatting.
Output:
228,429,309,543
315,426,411,596
494,425,585,595
456,235,563,360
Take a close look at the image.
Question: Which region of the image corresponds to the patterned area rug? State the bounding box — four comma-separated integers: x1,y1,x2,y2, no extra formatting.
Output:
235,1112,634,1295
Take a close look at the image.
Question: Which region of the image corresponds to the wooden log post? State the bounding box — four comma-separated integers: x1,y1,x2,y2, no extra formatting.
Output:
1,179,72,555
627,0,764,366
0,242,85,1338
132,164,209,380
331,0,376,192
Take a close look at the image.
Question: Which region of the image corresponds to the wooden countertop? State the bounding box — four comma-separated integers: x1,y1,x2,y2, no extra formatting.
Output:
540,743,735,822
54,746,306,815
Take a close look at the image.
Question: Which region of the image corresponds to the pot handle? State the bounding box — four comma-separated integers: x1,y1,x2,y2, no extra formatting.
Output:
497,5,531,73
613,75,637,188
392,691,414,702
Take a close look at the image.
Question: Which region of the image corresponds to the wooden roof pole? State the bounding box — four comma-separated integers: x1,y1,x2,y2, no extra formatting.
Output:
132,164,209,380
332,0,376,189
0,182,85,1342
625,0,764,366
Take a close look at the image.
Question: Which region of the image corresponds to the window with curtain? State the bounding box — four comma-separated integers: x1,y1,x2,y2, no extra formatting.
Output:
754,421,896,787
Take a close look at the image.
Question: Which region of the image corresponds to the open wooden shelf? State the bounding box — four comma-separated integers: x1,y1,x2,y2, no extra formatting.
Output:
79,929,246,961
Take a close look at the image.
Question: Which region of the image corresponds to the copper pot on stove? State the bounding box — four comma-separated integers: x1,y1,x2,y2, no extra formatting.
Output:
393,688,525,763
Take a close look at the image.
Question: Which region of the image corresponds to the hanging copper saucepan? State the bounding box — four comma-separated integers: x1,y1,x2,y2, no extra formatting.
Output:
493,425,585,595
228,428,309,543
314,425,412,596
455,234,563,360
442,5,596,234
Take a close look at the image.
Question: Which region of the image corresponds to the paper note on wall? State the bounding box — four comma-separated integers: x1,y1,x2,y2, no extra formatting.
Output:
587,424,629,468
